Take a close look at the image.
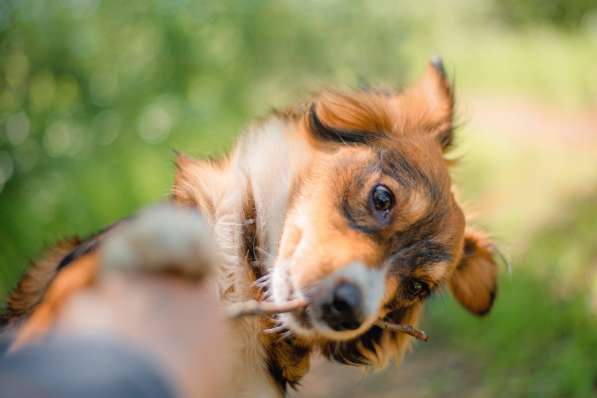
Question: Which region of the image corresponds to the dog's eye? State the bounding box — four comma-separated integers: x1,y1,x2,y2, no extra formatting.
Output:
370,184,394,214
405,279,428,298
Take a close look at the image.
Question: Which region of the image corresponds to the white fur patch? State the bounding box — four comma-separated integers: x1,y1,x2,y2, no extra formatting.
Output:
236,118,312,270
274,259,387,341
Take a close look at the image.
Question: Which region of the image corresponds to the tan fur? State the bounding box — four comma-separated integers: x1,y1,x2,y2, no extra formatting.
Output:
10,253,99,351
398,63,455,148
315,90,395,136
449,229,498,315
3,238,80,323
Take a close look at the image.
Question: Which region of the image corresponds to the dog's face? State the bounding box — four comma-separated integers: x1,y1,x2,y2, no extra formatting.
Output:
272,62,498,366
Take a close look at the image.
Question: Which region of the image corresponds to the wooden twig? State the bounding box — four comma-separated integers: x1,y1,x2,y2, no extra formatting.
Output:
227,300,429,342
375,321,429,342
226,298,307,319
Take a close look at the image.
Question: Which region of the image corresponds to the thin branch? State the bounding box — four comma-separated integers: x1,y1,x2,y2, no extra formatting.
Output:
227,300,429,342
375,321,429,342
226,298,307,319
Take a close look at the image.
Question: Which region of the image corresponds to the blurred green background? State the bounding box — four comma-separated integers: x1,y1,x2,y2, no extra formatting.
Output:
1,0,596,397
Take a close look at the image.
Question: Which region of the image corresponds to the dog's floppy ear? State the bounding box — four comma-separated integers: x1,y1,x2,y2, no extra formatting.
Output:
307,91,391,145
399,57,455,150
448,229,498,316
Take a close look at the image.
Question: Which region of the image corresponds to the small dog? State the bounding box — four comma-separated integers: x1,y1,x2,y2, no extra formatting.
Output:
1,58,498,397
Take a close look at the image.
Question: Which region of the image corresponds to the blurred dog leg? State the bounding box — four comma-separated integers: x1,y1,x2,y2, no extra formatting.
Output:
55,203,231,398
56,273,231,398
9,204,219,353
11,203,232,397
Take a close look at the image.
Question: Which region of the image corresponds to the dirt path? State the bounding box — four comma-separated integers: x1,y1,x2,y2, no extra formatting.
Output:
464,94,597,147
461,93,597,251
290,345,487,398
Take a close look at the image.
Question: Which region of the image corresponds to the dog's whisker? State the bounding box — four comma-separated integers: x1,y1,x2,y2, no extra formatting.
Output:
269,314,281,324
263,325,288,334
254,274,271,285
253,274,272,291
279,330,294,341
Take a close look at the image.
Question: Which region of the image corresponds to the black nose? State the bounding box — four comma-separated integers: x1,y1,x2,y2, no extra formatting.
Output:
321,282,363,331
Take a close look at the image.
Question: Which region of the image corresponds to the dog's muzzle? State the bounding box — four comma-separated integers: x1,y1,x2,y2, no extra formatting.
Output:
303,262,385,334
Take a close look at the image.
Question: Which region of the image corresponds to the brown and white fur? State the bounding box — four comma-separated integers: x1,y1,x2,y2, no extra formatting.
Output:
1,59,498,397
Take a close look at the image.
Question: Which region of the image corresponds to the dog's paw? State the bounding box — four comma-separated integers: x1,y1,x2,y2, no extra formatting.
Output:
99,203,219,280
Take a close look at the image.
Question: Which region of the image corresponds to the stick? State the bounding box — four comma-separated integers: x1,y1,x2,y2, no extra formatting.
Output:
375,321,429,342
226,300,429,342
226,298,307,319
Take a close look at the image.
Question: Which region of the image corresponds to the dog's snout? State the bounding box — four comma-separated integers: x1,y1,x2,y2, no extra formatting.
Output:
297,262,385,336
321,282,363,331
332,282,361,316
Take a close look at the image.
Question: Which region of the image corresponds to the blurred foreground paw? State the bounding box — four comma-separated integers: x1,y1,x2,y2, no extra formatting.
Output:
100,203,219,280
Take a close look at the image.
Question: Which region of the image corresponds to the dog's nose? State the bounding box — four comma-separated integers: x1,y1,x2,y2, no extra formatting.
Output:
320,282,363,331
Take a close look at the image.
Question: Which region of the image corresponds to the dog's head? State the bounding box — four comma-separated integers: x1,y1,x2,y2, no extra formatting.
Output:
271,60,498,366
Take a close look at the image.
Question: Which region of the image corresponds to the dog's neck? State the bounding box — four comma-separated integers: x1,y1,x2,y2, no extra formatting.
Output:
231,117,313,269
175,115,315,395
232,116,315,393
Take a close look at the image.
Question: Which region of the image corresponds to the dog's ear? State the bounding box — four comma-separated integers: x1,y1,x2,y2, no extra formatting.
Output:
307,91,391,145
448,229,498,316
399,57,455,150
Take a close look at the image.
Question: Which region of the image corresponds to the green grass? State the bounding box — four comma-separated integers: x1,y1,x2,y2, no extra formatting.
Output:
394,0,597,108
425,191,597,397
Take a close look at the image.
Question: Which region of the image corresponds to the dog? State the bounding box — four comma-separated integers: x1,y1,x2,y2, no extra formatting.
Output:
1,58,498,397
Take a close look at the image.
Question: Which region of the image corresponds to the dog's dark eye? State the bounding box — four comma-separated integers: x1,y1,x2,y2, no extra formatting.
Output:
405,279,428,298
370,184,394,214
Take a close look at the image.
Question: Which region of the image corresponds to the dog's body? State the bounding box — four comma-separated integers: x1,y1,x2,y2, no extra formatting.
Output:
1,60,498,397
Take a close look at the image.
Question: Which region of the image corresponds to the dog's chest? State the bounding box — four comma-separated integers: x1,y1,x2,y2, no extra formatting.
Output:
227,319,309,398
263,334,312,392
